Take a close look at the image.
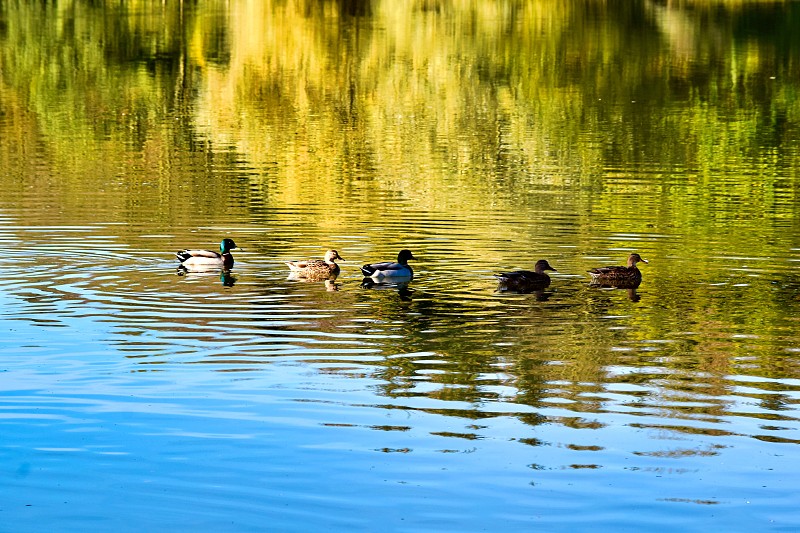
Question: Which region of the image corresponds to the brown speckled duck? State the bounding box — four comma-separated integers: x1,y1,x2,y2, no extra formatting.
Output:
588,253,648,287
286,249,344,280
495,259,556,292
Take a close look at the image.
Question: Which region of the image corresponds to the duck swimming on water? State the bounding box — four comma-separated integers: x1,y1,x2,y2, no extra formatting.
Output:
361,249,415,279
285,249,344,280
176,238,240,271
495,259,557,292
588,253,648,287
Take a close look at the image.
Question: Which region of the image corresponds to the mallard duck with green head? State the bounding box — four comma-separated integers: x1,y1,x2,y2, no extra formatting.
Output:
588,253,648,286
176,238,240,271
286,249,344,280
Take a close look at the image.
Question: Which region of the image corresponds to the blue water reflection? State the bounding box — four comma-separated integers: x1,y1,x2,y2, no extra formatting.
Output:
0,213,797,530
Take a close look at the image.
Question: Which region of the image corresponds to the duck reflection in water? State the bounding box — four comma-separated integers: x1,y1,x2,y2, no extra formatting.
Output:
495,259,556,300
287,272,340,292
588,281,641,302
361,278,414,301
176,267,237,287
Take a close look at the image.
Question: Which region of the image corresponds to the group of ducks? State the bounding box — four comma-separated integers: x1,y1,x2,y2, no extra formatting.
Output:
495,253,648,292
176,238,417,281
175,238,649,291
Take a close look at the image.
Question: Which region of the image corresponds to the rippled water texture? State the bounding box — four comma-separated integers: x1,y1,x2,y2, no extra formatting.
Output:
1,1,800,531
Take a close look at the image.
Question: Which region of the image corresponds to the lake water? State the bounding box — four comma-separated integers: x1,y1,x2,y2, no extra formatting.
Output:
1,1,799,531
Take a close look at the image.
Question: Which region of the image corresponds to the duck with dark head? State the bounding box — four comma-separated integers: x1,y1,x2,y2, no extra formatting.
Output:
495,259,557,293
176,238,240,271
588,253,648,288
361,249,415,280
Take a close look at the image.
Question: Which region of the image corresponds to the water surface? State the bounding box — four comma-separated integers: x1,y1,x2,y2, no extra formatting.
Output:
1,1,799,531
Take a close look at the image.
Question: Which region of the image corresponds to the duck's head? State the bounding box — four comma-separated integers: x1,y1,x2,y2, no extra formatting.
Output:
220,238,239,254
534,259,557,273
628,253,648,266
397,249,415,264
325,249,344,262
